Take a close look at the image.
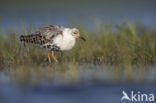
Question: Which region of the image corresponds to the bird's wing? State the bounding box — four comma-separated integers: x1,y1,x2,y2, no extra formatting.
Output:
21,25,65,45
35,25,65,40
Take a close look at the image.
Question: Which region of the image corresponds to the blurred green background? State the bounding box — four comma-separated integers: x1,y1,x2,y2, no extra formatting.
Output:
1,0,156,33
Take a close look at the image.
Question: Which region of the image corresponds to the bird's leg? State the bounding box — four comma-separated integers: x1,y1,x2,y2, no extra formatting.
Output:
52,51,58,63
47,52,51,63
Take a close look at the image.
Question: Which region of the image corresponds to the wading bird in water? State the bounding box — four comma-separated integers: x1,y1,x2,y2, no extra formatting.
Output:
20,25,86,63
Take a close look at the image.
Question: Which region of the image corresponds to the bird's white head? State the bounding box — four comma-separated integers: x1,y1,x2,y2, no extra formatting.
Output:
70,28,86,41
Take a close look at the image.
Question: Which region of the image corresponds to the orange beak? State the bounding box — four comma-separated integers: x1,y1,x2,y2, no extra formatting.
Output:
76,33,86,41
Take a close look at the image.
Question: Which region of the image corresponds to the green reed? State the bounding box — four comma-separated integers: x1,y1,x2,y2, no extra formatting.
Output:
0,19,155,85
0,22,155,69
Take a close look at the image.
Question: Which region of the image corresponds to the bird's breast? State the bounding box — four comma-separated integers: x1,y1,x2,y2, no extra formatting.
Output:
53,35,76,51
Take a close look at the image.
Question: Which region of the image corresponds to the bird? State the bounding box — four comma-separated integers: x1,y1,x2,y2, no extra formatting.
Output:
20,25,86,63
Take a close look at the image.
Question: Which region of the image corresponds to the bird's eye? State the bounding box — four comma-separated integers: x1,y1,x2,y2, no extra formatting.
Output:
73,32,77,34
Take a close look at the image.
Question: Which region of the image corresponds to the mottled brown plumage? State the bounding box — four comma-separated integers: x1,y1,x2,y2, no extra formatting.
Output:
20,34,49,45
20,25,64,45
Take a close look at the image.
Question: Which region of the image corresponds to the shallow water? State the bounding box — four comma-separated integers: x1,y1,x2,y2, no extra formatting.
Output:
0,64,156,103
0,82,156,103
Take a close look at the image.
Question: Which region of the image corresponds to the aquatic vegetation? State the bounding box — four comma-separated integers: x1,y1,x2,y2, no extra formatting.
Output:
0,22,156,65
0,21,156,84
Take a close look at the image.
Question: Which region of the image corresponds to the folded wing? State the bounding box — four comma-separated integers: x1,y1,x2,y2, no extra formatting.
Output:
20,25,65,45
